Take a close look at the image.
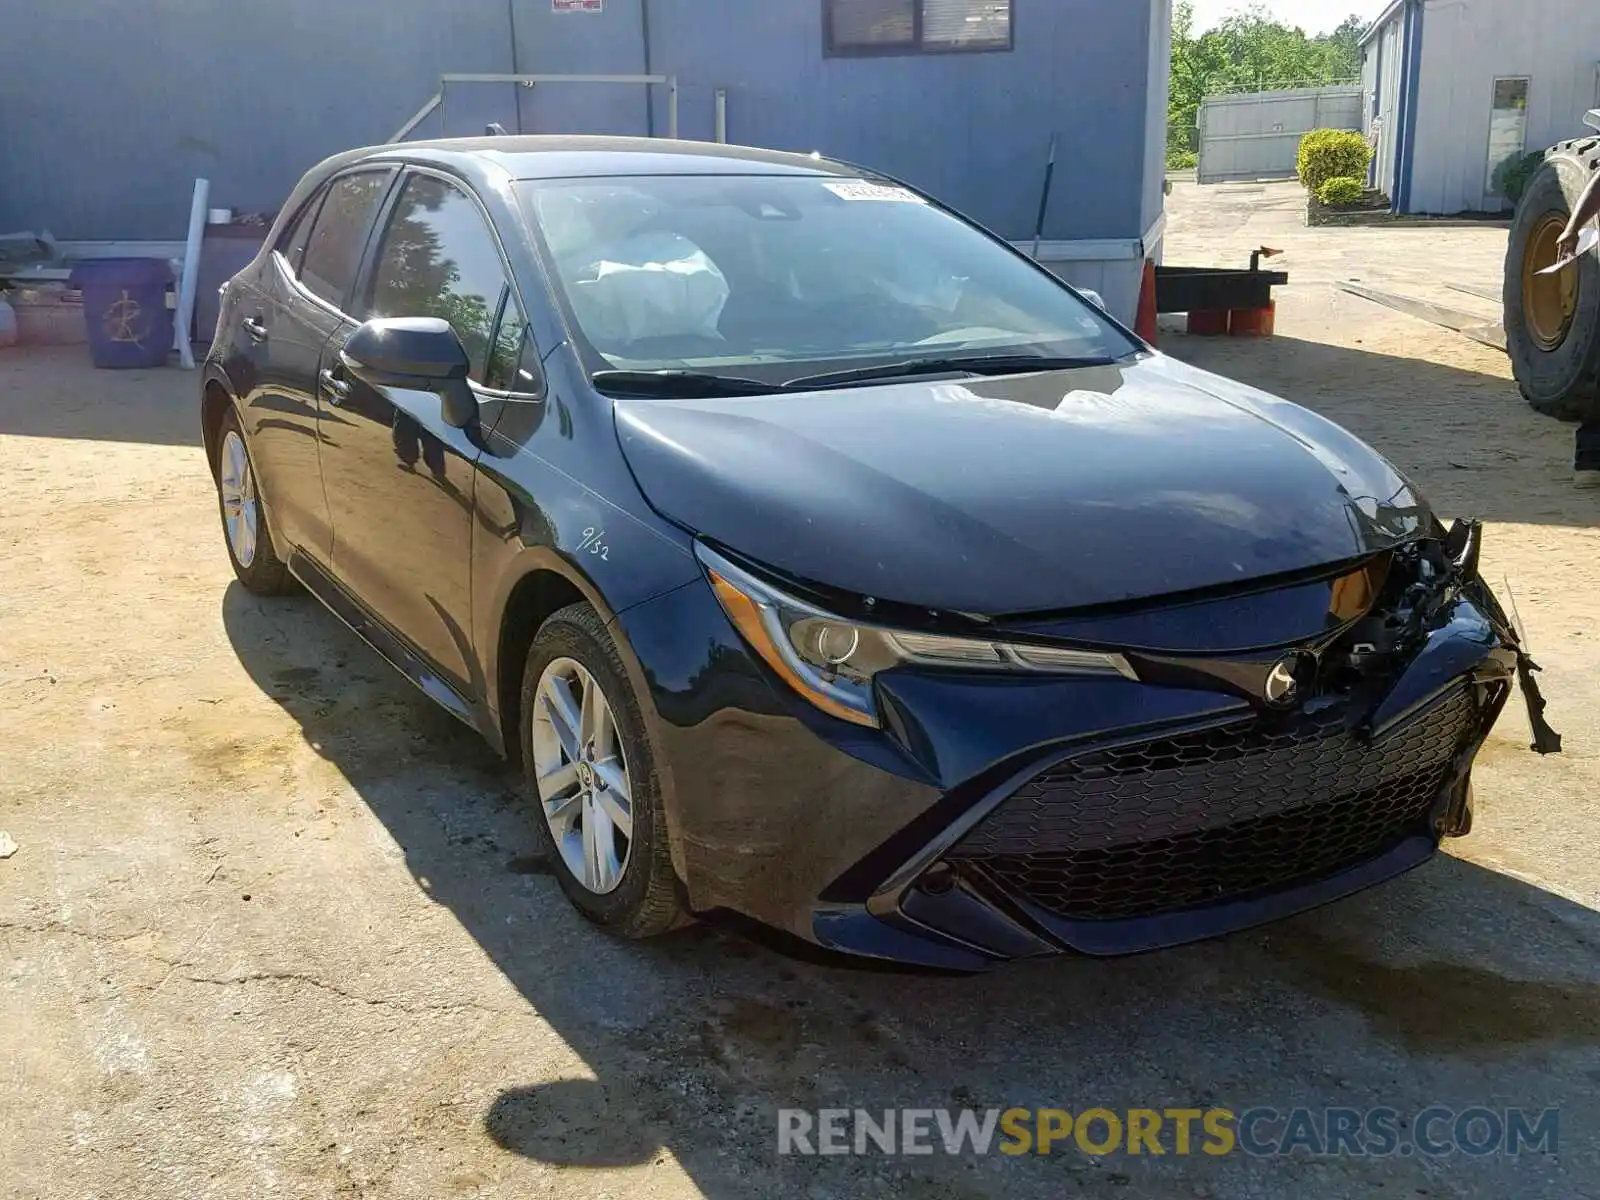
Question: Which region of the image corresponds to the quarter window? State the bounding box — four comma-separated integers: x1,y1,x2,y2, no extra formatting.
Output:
364,175,511,383
485,304,540,393
299,171,392,309
824,0,1012,56
275,192,324,274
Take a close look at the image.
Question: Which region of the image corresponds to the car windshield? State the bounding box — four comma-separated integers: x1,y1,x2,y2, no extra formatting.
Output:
515,174,1139,385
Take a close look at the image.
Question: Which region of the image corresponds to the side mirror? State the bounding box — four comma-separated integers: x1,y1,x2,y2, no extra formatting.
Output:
1078,288,1108,312
341,317,479,430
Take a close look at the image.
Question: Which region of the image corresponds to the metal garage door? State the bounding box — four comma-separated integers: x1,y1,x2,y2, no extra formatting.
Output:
1197,85,1364,185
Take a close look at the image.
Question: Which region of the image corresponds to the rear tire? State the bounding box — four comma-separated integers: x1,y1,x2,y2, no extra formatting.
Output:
213,406,296,595
1505,144,1600,420
520,602,685,939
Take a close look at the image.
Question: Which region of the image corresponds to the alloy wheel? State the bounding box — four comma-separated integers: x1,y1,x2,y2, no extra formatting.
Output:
531,656,634,894
219,429,259,568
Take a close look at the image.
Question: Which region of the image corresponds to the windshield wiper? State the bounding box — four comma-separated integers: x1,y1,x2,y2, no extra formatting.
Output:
591,369,789,398
786,354,1122,390
593,354,1124,398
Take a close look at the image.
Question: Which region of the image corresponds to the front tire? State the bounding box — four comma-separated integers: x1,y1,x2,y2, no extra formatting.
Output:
520,602,684,938
213,406,296,595
1505,146,1600,420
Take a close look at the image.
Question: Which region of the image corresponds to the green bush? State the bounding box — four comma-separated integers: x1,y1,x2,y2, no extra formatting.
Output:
1317,176,1366,206
1298,129,1373,194
1166,149,1198,171
1493,150,1546,205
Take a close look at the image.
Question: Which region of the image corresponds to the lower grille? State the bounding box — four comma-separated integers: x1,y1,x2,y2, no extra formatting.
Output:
947,687,1479,922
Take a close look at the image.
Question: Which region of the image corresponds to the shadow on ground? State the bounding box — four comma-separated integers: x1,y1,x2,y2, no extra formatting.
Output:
0,345,200,445
222,583,1600,1197
1166,333,1596,530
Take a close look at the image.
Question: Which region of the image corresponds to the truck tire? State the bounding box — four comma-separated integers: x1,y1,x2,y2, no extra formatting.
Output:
1505,142,1600,420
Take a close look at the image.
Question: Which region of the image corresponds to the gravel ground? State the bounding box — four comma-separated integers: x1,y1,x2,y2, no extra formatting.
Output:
3,182,1599,1198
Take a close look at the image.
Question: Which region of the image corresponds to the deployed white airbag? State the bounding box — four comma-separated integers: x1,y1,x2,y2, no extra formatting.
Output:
567,231,730,347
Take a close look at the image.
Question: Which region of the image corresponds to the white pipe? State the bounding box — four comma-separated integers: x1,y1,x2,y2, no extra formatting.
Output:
715,88,727,143
173,177,208,370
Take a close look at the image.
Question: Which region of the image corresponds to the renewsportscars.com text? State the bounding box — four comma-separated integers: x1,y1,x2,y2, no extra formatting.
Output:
777,1106,1559,1159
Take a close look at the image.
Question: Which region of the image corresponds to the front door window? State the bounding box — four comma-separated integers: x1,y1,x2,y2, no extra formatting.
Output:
363,175,513,381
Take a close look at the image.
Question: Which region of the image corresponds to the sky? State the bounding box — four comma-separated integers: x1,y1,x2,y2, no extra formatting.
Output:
1189,0,1389,36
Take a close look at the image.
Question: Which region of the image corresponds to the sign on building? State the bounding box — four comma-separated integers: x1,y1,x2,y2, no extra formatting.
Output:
553,0,602,11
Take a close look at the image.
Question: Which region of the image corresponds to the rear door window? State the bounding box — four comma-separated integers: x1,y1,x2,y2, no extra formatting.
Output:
363,173,515,383
299,170,392,310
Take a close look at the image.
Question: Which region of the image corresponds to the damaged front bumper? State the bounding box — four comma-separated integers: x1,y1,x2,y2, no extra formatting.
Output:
1360,518,1558,758
624,520,1559,970
819,521,1561,967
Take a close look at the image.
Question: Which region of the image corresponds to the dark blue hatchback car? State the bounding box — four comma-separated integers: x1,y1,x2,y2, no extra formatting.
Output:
203,137,1552,970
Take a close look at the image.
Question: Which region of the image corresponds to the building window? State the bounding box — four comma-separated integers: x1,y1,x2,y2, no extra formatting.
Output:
824,0,1012,57
1485,77,1530,205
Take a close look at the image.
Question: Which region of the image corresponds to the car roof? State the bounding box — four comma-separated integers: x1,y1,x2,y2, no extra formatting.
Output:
265,136,885,263
363,135,869,180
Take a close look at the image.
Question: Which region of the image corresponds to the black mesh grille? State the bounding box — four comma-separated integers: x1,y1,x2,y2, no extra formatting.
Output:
947,687,1479,922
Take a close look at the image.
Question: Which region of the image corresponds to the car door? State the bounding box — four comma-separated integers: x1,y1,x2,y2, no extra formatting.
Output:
316,169,524,699
231,168,395,566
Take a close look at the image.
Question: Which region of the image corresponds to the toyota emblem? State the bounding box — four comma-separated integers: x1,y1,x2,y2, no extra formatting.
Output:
1263,655,1307,708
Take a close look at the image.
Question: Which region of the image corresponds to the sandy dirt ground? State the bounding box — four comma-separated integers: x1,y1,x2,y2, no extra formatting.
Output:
3,181,1600,1198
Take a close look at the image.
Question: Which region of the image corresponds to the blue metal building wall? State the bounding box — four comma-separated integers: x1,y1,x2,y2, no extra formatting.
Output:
639,0,1153,241
0,0,1160,247
0,0,514,239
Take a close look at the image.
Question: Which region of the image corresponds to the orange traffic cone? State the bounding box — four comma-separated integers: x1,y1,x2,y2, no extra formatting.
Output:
1135,259,1158,345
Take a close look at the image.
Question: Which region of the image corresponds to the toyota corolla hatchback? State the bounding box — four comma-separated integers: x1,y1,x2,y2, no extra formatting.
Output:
203,136,1553,970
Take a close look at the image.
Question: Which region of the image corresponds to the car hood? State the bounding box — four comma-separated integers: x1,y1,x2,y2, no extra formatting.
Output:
612,353,1429,615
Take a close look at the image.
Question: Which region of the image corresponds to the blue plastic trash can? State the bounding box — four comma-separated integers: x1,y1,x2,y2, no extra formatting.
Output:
69,258,175,368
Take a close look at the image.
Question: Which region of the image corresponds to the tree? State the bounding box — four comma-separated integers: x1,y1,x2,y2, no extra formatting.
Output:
1167,4,1370,167
1320,15,1369,74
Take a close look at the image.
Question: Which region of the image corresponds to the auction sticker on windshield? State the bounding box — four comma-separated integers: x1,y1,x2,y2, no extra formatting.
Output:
824,182,926,204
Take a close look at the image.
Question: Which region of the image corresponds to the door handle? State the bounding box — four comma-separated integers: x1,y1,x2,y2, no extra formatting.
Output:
320,367,351,404
242,316,268,343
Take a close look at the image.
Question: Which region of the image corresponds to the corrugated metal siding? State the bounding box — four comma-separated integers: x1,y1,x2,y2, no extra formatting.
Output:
1141,0,1174,256
640,0,1153,241
0,0,1162,247
1360,36,1379,184
1372,14,1405,198
1197,87,1364,184
0,0,513,239
1407,0,1600,214
508,0,652,139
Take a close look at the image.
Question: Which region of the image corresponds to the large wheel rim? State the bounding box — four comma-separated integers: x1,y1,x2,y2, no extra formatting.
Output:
1523,212,1580,351
219,429,259,568
532,657,634,895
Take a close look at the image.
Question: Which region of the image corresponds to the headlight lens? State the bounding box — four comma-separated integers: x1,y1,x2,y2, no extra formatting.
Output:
698,545,1135,728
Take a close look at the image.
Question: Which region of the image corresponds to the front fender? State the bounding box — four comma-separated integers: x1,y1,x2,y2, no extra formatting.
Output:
469,425,699,772
471,450,699,654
